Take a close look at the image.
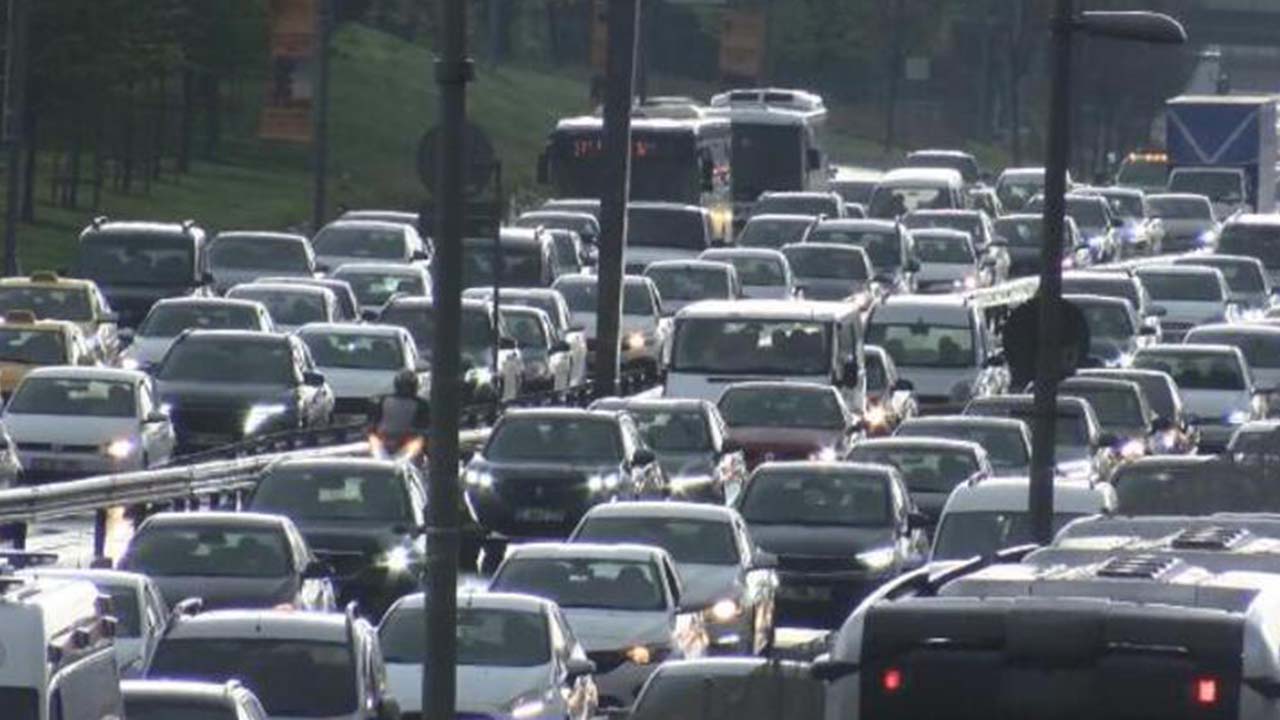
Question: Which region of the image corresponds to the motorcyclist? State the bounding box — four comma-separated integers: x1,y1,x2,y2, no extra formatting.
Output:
370,369,430,455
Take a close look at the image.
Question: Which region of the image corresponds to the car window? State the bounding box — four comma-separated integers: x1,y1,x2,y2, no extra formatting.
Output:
492,557,666,611
486,417,623,463
123,526,291,578
252,465,412,523
738,470,890,526
574,517,739,565
846,446,979,494
7,377,136,417
157,336,297,385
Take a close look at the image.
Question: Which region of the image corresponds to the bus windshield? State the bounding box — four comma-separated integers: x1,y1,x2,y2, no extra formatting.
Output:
671,318,831,375
731,123,804,202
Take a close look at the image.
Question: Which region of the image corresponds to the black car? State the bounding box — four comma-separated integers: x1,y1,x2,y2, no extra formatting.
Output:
248,457,435,616
734,461,927,627
805,219,919,294
154,330,334,452
75,218,210,327
463,409,664,545
995,213,1084,277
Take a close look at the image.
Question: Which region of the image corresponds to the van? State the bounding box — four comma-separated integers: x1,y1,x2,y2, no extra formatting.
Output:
75,218,209,327
868,168,966,219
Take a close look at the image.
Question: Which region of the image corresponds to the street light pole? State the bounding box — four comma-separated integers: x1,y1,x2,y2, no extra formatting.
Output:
311,0,333,233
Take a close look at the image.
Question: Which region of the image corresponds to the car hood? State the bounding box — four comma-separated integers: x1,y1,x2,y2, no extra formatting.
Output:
124,336,177,367
145,573,298,609
1182,388,1252,421
386,664,548,715
726,427,844,452
673,563,742,609
3,414,136,445
794,277,867,302
748,523,895,557
156,380,295,406
561,607,672,651
890,366,972,398
317,367,395,399
1149,300,1224,324
915,263,969,285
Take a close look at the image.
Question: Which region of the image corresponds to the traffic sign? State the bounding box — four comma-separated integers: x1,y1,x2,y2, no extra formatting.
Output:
417,122,496,195
1003,297,1090,388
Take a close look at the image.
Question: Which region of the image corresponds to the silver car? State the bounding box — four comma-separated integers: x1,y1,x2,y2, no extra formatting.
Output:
698,248,796,300
1133,343,1266,451
1135,265,1233,342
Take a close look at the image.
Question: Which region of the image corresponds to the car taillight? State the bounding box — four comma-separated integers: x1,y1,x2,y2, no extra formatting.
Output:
882,668,903,693
1195,677,1218,706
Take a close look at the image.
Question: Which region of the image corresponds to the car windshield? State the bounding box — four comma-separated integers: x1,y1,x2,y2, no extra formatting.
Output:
302,332,403,370
712,255,784,286
903,214,980,239
575,517,737,565
627,207,708,250
806,228,900,271
148,639,355,717
1138,272,1222,302
672,319,831,375
548,233,581,270
1065,198,1108,229
1218,225,1280,269
253,465,410,522
996,177,1043,209
1078,303,1134,341
463,243,545,288
738,219,810,249
1168,170,1241,201
1147,197,1211,220
210,236,309,271
79,234,194,285
846,447,979,493
0,329,65,364
1133,352,1246,391
719,387,845,430
1099,193,1143,220
914,235,974,263
1191,261,1266,293
122,701,236,720
933,511,1084,561
486,417,622,463
782,247,868,280
335,270,424,308
738,471,890,526
993,218,1043,247
1064,387,1144,429
140,304,260,338
7,378,134,417
1188,331,1280,370
230,289,325,326
756,196,838,216
896,424,1029,471
1114,463,1280,515
492,558,665,611
969,404,1091,459
0,286,92,321
625,408,711,452
647,267,730,302
123,526,290,578
556,280,655,316
504,312,547,349
381,605,550,666
866,321,974,368
1062,277,1141,310
381,305,492,369
158,336,294,385
869,186,950,217
313,226,405,259
832,179,877,205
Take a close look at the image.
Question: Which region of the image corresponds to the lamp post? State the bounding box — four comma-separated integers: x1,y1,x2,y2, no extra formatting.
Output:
1029,5,1185,544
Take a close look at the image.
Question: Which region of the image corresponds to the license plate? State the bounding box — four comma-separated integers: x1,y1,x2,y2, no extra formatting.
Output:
31,458,79,472
515,507,566,523
334,413,369,426
189,433,231,446
778,585,832,602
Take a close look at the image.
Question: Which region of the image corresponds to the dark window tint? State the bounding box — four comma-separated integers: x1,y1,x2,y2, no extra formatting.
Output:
719,387,845,430
0,286,92,321
575,517,737,565
210,237,309,272
739,471,890,526
252,465,410,522
628,207,709,250
492,558,665,611
140,304,260,338
7,378,135,417
157,337,294,385
487,418,622,462
845,447,979,493
381,605,550,666
313,226,405,259
0,329,65,364
933,511,1083,560
80,234,194,285
123,526,291,578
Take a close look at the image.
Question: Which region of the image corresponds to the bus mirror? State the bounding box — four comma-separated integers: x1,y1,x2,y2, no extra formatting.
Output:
536,152,549,185
701,161,715,191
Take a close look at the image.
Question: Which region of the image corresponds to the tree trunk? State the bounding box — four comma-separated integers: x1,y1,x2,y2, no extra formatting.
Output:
69,122,82,208
122,81,136,193
178,68,194,173
20,100,35,222
202,73,220,160
153,74,166,181
883,0,904,153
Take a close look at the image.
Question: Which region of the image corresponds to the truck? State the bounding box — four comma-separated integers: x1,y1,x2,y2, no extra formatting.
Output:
1165,94,1277,217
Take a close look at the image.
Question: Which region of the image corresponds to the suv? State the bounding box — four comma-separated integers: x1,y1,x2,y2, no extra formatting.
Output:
207,231,317,294
76,217,210,326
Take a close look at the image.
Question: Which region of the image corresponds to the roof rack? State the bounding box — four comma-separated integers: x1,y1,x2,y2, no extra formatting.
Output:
28,270,59,282
1096,554,1180,579
1170,526,1250,551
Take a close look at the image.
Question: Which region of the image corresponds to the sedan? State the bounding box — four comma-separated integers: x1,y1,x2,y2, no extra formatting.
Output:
1058,376,1158,465
121,297,275,372
502,304,573,393
909,228,993,293
553,274,671,373
1132,343,1265,452
331,262,432,317
225,282,339,333
1185,323,1280,412
1174,254,1273,314
644,260,741,317
964,394,1108,481
311,219,430,270
206,231,315,294
570,502,777,655
717,382,861,468
894,415,1031,477
1146,192,1219,252
1079,367,1198,455
464,287,587,386
846,436,993,527
1134,265,1233,342
697,248,796,301
780,243,878,304
737,214,816,250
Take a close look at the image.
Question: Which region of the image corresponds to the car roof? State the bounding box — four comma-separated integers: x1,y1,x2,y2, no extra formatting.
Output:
176,329,288,343
675,299,854,321
1226,213,1280,227
1187,323,1280,339
719,381,839,396
296,322,406,338
700,247,786,261
651,657,814,679
119,679,244,703
1137,342,1243,357
266,456,401,473
213,231,308,243
998,167,1045,178
1134,264,1219,277
745,213,819,224
0,274,95,289
500,407,621,422
19,567,152,590
946,476,1111,513
881,167,963,184
1146,192,1208,202
645,259,734,273
229,282,331,298
628,201,707,213
165,610,349,642
23,366,145,383
898,415,1028,432
968,394,1091,414
1174,254,1264,268
386,296,489,312
782,242,870,257
876,294,968,309
391,590,555,614
139,511,289,530
504,542,670,563
319,219,408,232
151,297,264,311
908,228,971,241
581,501,737,523
590,396,707,413
905,209,982,219
1062,293,1131,309
1060,377,1143,394
752,460,898,479
851,437,985,456
331,262,422,275
813,219,898,232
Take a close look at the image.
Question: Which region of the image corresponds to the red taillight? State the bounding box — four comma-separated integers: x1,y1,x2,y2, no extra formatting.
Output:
882,668,903,693
1195,677,1218,706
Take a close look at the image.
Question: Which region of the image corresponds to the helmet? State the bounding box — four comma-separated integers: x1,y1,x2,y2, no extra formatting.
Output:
394,369,419,397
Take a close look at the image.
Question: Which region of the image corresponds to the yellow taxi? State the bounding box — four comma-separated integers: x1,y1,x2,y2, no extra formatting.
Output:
0,311,95,396
0,272,121,364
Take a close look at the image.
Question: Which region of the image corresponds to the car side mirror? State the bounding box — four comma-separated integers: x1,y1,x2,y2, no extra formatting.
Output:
892,378,914,392
303,370,326,387
632,448,656,466
907,509,930,531
412,249,430,261
144,410,168,424
536,152,550,185
752,549,778,569
1139,325,1156,336
551,340,571,354
361,309,380,322
1151,416,1174,433
566,657,596,680
302,559,334,579
499,336,518,351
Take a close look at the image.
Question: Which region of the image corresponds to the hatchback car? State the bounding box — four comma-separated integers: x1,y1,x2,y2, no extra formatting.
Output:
643,260,741,316
122,297,274,372
1185,323,1280,409
1134,265,1232,342
780,243,878,303
697,248,796,301
1174,254,1272,313
717,382,860,468
226,282,339,333
846,437,993,526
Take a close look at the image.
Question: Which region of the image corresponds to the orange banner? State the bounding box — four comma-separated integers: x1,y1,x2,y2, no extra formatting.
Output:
259,0,317,143
719,8,767,82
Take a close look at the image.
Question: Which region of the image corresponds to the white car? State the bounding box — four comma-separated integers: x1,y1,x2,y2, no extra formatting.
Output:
643,260,741,317
698,248,796,300
1133,343,1265,452
908,228,990,293
1134,265,1233,342
331,262,433,317
553,274,671,373
379,591,598,720
121,297,275,372
226,282,340,333
464,287,588,386
312,218,430,271
4,366,175,478
295,322,428,422
501,305,574,392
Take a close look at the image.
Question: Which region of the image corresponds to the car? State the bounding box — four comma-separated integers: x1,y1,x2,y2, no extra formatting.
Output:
805,219,918,294
119,511,335,610
1131,343,1264,452
908,228,993,293
517,208,601,246
1079,367,1198,454
0,311,95,395
145,607,397,720
1168,165,1250,219
1174,254,1273,314
1134,265,1233,342
1108,455,1279,516
379,296,522,402
737,214,817,250
734,461,926,626
846,436,994,527
17,567,169,677
121,679,270,720
153,330,334,451
464,409,665,543
1062,269,1162,337
963,395,1108,481
830,167,883,206
1146,191,1219,251
379,591,598,720
75,218,211,327
488,543,706,712
463,227,566,290
864,295,1008,414
1227,419,1280,467
589,396,747,504
544,226,589,275
338,208,421,228
643,259,742,316
904,149,984,186
1057,376,1158,463
0,271,121,364
312,218,430,270
630,659,824,720
994,165,1066,212
206,231,316,294
928,475,1116,561
121,297,275,372
868,168,966,218
894,415,1031,477
247,458,428,616
993,213,1084,277
901,208,1006,275
552,273,670,372
780,242,879,304
1077,185,1163,257
4,366,175,478
256,276,361,323
862,344,917,436
697,248,796,300
717,381,861,468
296,323,428,422
1216,213,1280,287
751,190,845,219
569,502,778,655
501,304,573,392
330,262,432,317
1185,323,1280,411
1065,293,1152,368
225,282,340,333
624,202,717,273
464,287,588,386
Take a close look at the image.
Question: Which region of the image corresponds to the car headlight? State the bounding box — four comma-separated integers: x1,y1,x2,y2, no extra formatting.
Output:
465,469,494,489
587,472,621,493
509,696,548,720
378,546,413,574
809,446,839,462
625,645,653,665
865,404,889,430
706,598,742,624
104,438,135,460
1119,439,1146,460
669,474,714,495
120,357,141,371
624,331,648,351
856,547,897,572
1227,410,1250,425
243,403,288,435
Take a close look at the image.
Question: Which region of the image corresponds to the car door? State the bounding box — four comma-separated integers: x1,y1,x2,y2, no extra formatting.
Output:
552,607,594,720
736,517,776,647
663,556,706,659
544,314,572,390
137,378,175,464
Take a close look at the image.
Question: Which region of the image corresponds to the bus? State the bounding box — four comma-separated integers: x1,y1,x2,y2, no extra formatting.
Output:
539,116,732,243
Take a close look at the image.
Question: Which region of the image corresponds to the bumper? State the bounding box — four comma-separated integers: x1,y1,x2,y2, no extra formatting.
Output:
469,491,595,540
18,449,141,480
1195,423,1238,452
775,570,887,621
591,654,663,710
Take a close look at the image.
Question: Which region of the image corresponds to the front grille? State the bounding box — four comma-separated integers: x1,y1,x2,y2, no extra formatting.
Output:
778,554,859,573
17,442,98,453
495,477,586,505
588,650,628,674
171,405,248,435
